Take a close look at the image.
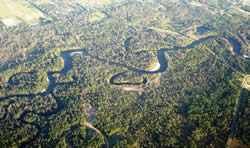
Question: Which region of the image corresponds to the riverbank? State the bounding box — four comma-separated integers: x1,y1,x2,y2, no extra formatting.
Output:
149,63,161,72
70,51,83,56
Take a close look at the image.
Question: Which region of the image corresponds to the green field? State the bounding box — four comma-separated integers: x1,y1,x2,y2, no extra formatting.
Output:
0,0,50,26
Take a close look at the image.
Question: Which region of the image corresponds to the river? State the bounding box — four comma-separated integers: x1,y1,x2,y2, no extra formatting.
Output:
0,34,244,147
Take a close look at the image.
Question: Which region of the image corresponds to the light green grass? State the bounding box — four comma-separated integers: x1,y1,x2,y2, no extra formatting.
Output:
0,0,50,26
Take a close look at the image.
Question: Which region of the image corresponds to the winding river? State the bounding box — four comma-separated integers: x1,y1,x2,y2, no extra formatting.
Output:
0,33,245,147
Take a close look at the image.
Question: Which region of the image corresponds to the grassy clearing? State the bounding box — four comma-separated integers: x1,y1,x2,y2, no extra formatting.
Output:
0,0,50,26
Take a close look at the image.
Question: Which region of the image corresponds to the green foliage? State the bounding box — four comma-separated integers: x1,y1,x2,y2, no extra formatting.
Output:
0,0,249,147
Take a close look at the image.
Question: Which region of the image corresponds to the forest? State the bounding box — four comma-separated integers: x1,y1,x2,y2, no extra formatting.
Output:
0,0,249,147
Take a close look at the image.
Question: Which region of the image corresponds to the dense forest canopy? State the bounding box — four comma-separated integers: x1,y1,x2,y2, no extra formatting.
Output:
0,0,249,147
